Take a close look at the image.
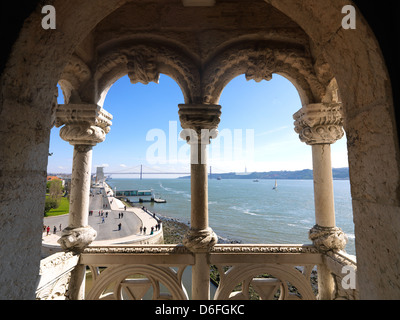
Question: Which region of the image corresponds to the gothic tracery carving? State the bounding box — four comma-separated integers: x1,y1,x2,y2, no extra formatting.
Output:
86,265,189,300
202,41,326,105
213,264,316,300
59,55,92,104
245,49,276,82
94,43,201,104
92,40,328,107
126,53,160,85
36,252,80,300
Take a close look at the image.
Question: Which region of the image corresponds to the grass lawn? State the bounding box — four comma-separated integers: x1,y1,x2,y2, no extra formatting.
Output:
45,196,70,217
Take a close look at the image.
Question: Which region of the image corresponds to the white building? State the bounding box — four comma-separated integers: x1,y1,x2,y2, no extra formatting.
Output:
95,167,105,185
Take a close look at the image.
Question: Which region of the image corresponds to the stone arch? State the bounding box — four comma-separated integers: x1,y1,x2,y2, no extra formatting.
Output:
86,264,188,300
58,54,92,104
0,0,131,300
263,0,400,299
202,40,329,106
1,0,398,299
93,41,201,106
214,264,316,300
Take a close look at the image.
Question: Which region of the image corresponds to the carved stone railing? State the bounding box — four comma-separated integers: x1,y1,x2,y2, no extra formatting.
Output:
36,252,79,300
324,251,358,300
80,244,321,300
36,244,358,300
209,244,320,300
82,245,193,300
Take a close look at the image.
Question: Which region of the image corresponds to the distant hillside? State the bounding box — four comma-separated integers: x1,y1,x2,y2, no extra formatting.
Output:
179,168,349,180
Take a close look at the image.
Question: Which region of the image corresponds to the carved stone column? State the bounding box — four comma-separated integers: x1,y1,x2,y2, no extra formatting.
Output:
294,103,347,300
55,104,112,300
178,104,221,300
56,104,112,252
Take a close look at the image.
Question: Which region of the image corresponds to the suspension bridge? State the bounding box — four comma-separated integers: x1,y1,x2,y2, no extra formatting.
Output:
103,164,245,180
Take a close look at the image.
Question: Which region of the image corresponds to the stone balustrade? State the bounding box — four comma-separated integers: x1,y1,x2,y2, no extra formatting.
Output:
35,244,358,300
35,252,79,300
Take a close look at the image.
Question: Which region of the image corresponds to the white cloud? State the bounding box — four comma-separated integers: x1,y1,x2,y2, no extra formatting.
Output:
95,163,109,168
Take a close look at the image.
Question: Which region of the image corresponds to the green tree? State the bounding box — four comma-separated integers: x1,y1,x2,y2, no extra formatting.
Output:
49,179,63,206
44,197,59,216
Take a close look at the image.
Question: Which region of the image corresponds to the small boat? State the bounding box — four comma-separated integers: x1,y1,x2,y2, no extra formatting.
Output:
253,179,259,182
217,177,222,180
273,180,278,190
153,198,167,203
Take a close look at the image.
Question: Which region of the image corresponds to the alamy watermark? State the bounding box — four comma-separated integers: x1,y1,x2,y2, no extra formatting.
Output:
145,121,254,165
41,5,56,30
342,5,356,30
41,5,356,31
341,265,357,290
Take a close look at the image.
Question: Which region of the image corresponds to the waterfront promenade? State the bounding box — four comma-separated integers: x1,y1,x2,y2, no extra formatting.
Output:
42,184,163,253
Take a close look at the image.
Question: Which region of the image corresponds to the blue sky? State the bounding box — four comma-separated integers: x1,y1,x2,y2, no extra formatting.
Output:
48,74,349,177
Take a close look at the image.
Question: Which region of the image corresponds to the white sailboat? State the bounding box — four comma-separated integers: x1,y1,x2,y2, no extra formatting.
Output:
272,180,277,190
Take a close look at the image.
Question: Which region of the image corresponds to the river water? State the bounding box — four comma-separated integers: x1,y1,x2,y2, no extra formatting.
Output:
106,178,355,255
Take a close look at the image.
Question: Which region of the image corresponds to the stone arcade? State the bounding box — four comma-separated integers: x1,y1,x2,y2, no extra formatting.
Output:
0,0,399,300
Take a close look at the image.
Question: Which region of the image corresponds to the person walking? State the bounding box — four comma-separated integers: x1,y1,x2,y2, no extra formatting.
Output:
118,223,121,231
46,226,50,236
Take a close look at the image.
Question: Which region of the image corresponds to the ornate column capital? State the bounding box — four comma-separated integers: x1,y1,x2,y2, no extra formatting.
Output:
183,227,218,253
178,104,221,145
55,104,113,146
293,103,344,145
178,104,221,132
309,225,348,253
